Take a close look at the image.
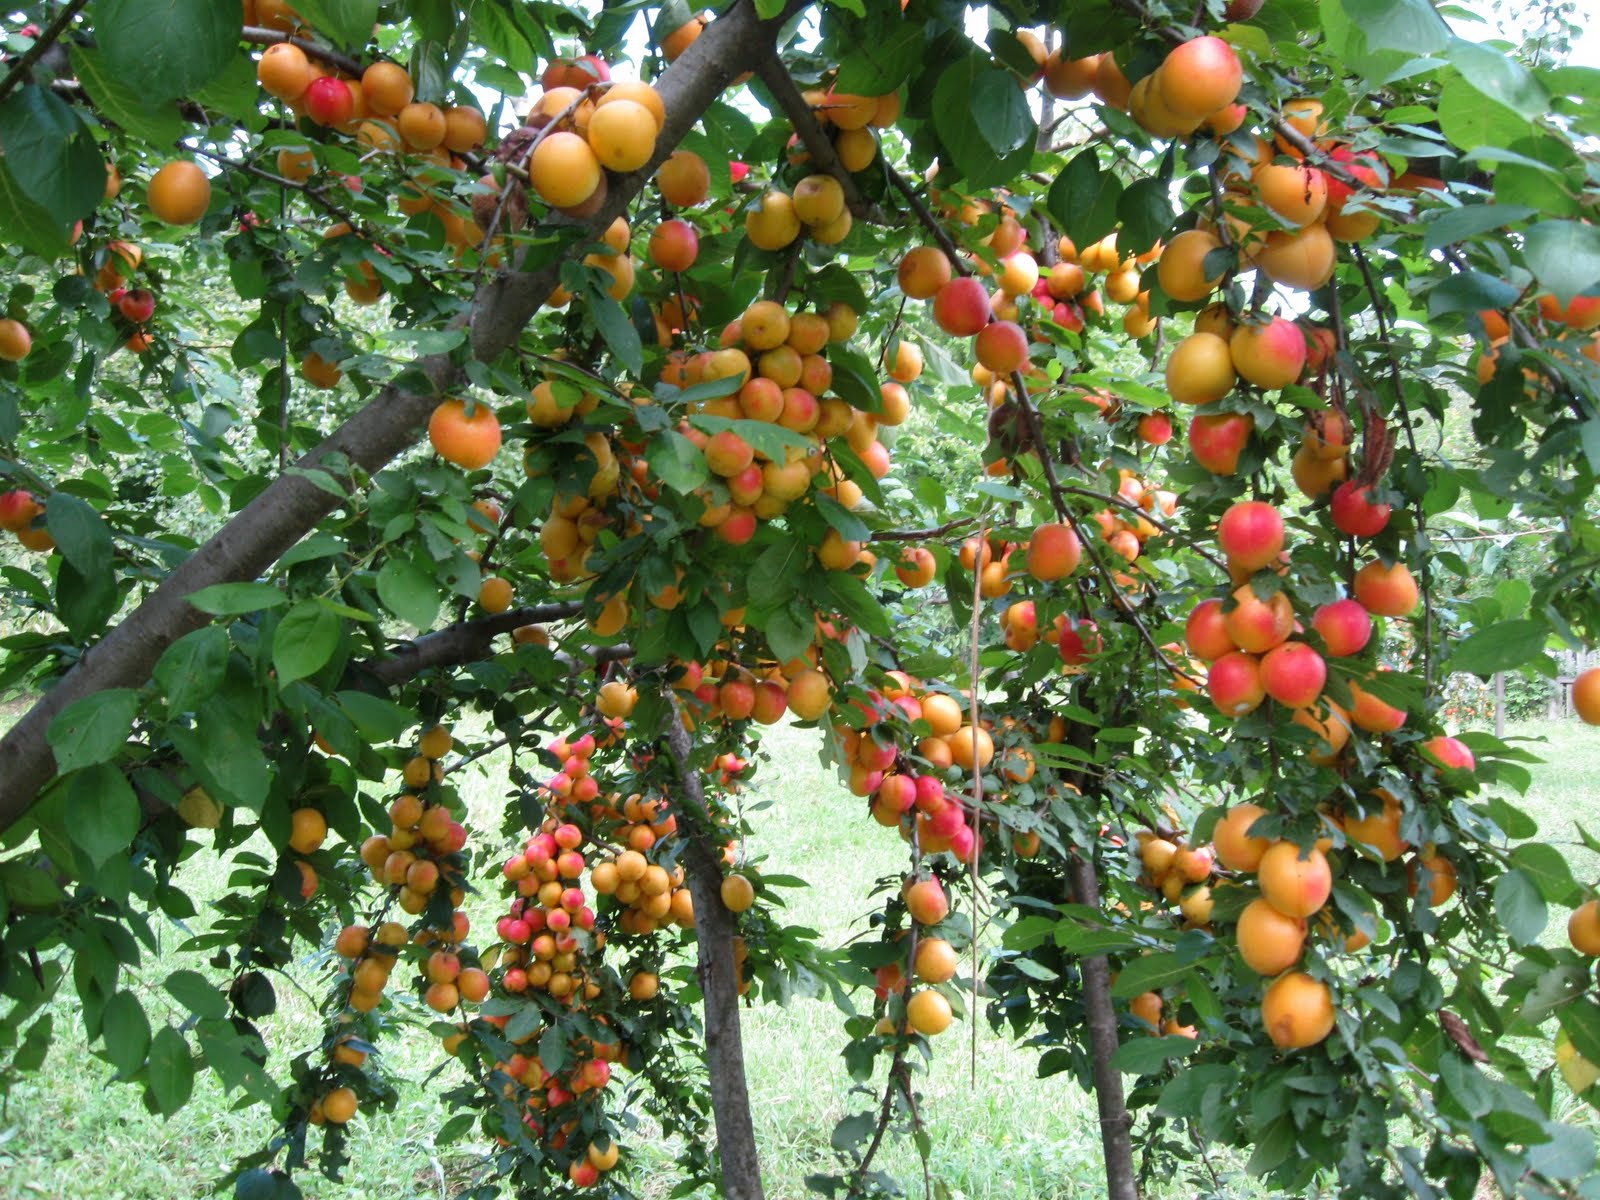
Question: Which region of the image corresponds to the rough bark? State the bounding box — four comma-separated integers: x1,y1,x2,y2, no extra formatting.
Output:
661,705,766,1200
0,0,799,830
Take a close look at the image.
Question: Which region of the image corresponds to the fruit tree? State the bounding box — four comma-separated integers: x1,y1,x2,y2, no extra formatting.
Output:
2,0,1600,1197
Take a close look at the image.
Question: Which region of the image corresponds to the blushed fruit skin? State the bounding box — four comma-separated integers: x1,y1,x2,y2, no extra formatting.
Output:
1261,971,1335,1049
1258,842,1332,918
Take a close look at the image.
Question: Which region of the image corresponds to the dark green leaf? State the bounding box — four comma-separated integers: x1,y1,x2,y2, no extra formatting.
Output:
376,559,440,630
1427,271,1522,319
44,492,113,577
1116,176,1173,254
1448,619,1547,676
1445,39,1548,118
0,156,73,258
1438,74,1531,159
70,46,187,147
1423,204,1535,252
1109,952,1189,998
585,284,644,377
1341,0,1449,53
272,601,341,685
188,583,286,615
932,56,1035,187
287,0,379,49
0,86,104,223
101,989,151,1076
1047,151,1123,249
95,0,241,103
1509,843,1580,906
170,720,270,814
66,764,140,869
1110,1034,1200,1075
1493,869,1547,946
154,627,229,713
336,691,413,742
47,688,139,774
646,430,710,494
165,969,229,1019
145,1025,194,1115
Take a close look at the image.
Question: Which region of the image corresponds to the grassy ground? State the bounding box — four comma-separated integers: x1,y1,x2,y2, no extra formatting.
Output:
0,718,1595,1199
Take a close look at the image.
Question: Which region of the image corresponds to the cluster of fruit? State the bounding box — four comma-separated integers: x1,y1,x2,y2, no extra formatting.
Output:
744,173,854,250
871,877,960,1037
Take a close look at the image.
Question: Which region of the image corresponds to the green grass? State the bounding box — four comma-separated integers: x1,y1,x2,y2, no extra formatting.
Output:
1,718,1597,1199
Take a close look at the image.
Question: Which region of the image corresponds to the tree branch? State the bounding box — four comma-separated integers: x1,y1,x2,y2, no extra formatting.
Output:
885,165,969,274
0,0,90,104
240,25,364,77
0,0,799,833
752,54,885,223
362,601,584,686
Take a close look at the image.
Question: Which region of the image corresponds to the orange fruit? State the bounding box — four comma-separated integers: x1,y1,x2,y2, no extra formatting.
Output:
428,398,502,469
147,161,211,225
1260,971,1335,1049
362,62,414,116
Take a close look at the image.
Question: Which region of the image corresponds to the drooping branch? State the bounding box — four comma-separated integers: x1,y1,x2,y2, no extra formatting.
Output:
0,0,90,103
0,0,803,832
752,55,886,223
885,165,969,271
660,696,767,1200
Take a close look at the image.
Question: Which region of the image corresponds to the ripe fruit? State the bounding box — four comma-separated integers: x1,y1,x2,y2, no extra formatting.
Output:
1255,224,1336,291
398,102,447,150
118,289,156,324
443,106,487,152
904,877,949,925
1420,735,1475,773
1348,677,1406,734
1158,36,1243,119
906,989,953,1036
745,191,801,250
321,1086,358,1124
529,132,602,209
428,399,502,470
587,98,657,171
1311,599,1372,657
1329,482,1391,538
1189,411,1254,475
1261,971,1335,1049
1252,163,1328,227
1344,793,1408,862
975,320,1028,373
1185,598,1236,661
1217,501,1285,571
1208,651,1265,716
0,318,32,361
1229,318,1307,390
898,246,952,299
932,277,992,337
721,874,756,913
362,62,414,115
1225,584,1294,653
1575,668,1600,725
289,808,327,854
305,76,354,126
1258,842,1332,918
257,43,313,101
1237,898,1307,975
1157,228,1224,302
649,219,699,271
792,174,845,226
1352,559,1418,617
1569,900,1600,955
658,150,710,206
1214,803,1270,871
1026,523,1081,581
1166,332,1236,404
914,938,959,983
478,576,512,612
1259,642,1326,708
786,668,832,720
147,161,211,225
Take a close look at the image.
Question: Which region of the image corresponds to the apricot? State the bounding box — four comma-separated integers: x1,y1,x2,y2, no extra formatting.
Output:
1044,51,1100,99
1237,898,1307,974
1157,229,1225,302
1214,803,1270,871
428,398,502,469
1253,163,1328,227
587,98,657,172
745,191,801,250
147,161,211,225
932,276,992,337
529,132,602,208
362,62,414,116
256,43,313,101
1158,36,1243,120
1255,223,1336,291
1258,842,1331,918
1208,651,1265,716
1352,559,1418,617
1189,411,1253,475
1230,317,1307,390
1218,500,1284,570
1261,971,1335,1049
1165,332,1236,404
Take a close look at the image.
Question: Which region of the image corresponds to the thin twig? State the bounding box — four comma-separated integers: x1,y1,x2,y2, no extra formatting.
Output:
884,165,969,274
240,25,365,77
0,0,91,104
872,516,981,542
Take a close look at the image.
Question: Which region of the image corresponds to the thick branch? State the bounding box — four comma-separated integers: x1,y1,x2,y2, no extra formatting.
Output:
0,0,796,832
752,55,885,223
364,601,584,686
661,698,766,1200
0,0,90,103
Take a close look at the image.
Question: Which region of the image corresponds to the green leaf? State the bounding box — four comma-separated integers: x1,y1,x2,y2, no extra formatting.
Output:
1438,74,1531,160
1341,0,1449,53
585,284,644,377
1493,869,1547,947
66,764,140,869
70,46,187,148
0,85,104,224
1445,39,1548,118
376,559,440,630
1048,151,1123,250
44,492,114,578
188,583,286,615
287,0,379,49
145,1026,194,1115
1509,843,1580,906
47,688,139,774
336,691,413,742
933,56,1035,187
1110,1034,1200,1075
1116,177,1173,255
0,861,67,908
1448,619,1547,676
165,969,229,1019
1422,204,1535,252
1427,271,1522,319
272,601,341,685
170,720,270,814
834,20,923,93
0,156,73,258
154,627,230,713
1523,220,1600,306
646,429,710,494
101,990,152,1076
1109,952,1189,998
94,0,241,103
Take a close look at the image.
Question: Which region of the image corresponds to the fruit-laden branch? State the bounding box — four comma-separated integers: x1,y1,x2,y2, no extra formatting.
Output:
885,165,969,271
363,601,584,686
751,55,886,223
0,0,803,833
240,25,364,77
871,515,981,542
0,0,90,103
660,696,767,1200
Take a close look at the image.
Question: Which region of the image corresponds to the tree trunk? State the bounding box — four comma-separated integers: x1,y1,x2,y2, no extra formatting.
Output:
661,709,766,1200
1068,857,1139,1200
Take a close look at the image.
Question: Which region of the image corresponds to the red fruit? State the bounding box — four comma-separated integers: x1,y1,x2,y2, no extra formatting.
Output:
1185,597,1237,661
0,489,40,532
1052,302,1085,332
1329,481,1391,538
729,161,750,183
1217,500,1285,571
649,218,699,272
1259,641,1327,708
974,320,1028,373
1058,618,1101,666
1208,651,1265,716
1189,411,1254,475
1311,599,1372,657
118,288,155,323
1421,735,1475,773
305,76,355,126
1324,145,1384,209
1137,413,1173,445
931,277,992,337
